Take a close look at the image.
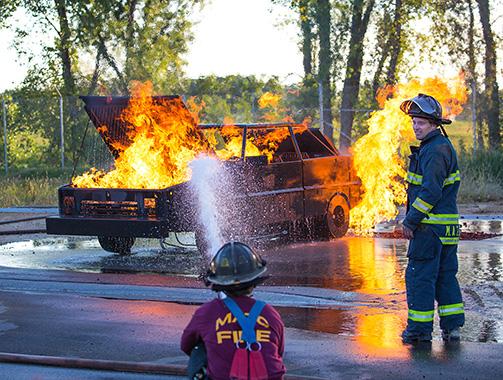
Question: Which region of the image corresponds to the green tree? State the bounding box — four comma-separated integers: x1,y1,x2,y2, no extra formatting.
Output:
185,75,285,123
476,0,500,149
339,0,376,150
316,0,334,141
1,0,202,166
428,0,500,150
73,0,202,94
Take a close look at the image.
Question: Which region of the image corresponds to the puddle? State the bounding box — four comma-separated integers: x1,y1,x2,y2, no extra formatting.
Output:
264,238,407,292
263,237,503,290
0,235,501,291
0,231,501,344
0,235,205,274
279,304,502,344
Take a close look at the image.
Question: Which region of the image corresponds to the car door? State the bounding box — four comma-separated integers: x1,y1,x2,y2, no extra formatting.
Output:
293,128,352,219
242,127,303,231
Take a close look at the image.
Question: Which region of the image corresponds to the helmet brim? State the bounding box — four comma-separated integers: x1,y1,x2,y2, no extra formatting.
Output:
400,99,452,125
210,275,270,292
206,266,268,286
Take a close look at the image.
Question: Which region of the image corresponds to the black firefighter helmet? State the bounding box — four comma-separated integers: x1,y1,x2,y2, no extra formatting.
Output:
205,242,268,291
400,93,452,125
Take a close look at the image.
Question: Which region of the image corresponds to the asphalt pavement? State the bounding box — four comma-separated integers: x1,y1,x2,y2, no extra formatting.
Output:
0,266,502,379
0,209,501,379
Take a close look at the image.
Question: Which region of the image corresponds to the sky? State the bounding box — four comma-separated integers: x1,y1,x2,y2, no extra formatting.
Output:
0,27,25,92
0,0,501,92
184,0,302,81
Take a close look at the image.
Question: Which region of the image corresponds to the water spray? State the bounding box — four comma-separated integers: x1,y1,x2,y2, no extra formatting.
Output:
189,155,228,258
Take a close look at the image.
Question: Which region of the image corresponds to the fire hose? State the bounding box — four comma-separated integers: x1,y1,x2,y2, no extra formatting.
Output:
0,352,317,379
0,352,186,376
0,215,48,235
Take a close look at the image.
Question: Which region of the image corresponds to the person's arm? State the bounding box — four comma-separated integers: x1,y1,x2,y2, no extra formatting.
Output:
278,321,285,357
270,306,285,357
180,310,202,355
403,144,450,231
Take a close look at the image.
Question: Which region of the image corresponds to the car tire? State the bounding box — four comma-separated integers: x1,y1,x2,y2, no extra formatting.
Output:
194,229,210,257
97,236,136,255
326,194,350,238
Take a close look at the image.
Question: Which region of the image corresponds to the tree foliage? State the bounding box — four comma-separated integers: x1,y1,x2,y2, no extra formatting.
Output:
428,0,501,149
0,0,203,169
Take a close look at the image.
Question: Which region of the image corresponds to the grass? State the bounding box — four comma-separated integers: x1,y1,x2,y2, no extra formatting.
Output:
0,176,67,207
458,149,503,202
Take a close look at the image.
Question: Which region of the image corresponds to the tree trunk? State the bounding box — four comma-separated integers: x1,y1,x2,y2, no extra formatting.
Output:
99,35,129,94
371,20,390,101
87,42,104,96
385,0,402,85
124,0,138,79
299,0,313,77
315,0,333,142
54,0,78,155
476,0,500,149
467,0,480,150
54,0,75,96
339,0,375,151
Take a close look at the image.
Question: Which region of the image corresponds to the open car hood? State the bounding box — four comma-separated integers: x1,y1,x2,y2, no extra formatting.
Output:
80,95,195,158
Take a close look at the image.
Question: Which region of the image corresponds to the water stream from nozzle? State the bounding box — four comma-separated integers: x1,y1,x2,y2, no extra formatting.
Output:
189,156,227,259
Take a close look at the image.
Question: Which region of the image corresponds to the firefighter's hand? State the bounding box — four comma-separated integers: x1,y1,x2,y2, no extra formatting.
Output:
402,225,414,240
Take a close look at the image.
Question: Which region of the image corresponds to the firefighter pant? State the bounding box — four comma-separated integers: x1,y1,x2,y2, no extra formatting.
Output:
405,225,465,334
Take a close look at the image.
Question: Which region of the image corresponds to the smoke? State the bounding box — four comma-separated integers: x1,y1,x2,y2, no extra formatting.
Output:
189,155,230,258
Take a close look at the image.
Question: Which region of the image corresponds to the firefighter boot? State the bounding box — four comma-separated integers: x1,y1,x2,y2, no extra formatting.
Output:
401,329,432,344
442,328,461,342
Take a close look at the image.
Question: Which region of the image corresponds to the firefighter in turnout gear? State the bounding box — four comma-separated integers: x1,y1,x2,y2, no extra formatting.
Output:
400,94,465,344
181,242,286,380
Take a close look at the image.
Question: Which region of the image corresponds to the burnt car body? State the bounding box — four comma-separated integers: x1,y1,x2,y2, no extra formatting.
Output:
46,96,361,254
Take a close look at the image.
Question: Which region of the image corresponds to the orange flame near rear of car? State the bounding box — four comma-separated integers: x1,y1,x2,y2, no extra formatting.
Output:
350,75,468,234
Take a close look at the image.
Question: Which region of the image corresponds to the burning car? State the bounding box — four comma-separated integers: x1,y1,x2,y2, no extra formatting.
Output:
46,91,361,254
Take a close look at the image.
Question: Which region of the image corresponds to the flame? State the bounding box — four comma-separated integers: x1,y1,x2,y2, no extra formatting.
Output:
72,81,211,189
350,75,468,233
258,91,298,123
72,84,310,189
258,91,281,109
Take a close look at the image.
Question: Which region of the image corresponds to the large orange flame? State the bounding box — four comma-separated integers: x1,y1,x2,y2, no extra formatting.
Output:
72,81,211,189
72,84,310,189
350,75,468,233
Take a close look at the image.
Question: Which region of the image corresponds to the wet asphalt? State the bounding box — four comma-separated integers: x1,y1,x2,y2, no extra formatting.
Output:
0,212,502,378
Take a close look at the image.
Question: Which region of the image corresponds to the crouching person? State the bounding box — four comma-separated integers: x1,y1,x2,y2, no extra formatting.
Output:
181,242,286,380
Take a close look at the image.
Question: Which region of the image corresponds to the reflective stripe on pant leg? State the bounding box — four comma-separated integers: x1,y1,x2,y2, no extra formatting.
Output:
438,303,464,317
408,309,434,322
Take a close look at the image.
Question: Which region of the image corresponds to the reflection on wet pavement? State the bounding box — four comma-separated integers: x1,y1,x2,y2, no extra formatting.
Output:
279,306,410,358
263,237,503,344
264,238,407,293
461,218,503,235
0,230,502,345
263,237,503,291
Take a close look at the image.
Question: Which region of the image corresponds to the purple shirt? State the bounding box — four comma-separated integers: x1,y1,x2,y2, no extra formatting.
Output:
181,295,286,380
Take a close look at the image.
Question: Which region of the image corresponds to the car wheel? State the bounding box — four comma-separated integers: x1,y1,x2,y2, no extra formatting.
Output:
194,229,210,257
326,194,350,238
97,236,136,255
